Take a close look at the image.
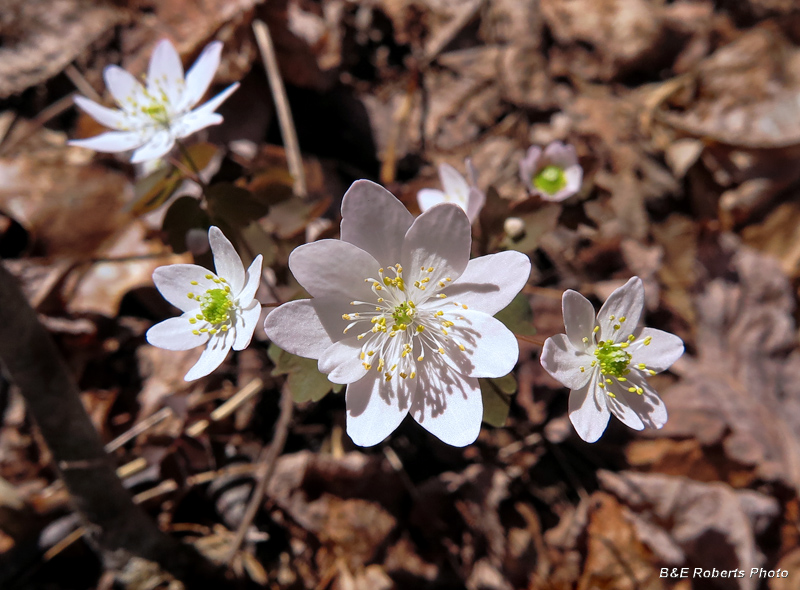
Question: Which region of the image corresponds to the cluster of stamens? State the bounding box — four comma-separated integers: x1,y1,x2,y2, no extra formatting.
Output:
122,75,185,130
341,263,469,383
186,274,235,336
533,164,568,195
577,314,655,398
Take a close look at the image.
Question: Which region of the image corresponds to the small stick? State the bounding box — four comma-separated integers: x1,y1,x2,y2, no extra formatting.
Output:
64,64,103,103
104,407,173,453
175,139,209,193
210,377,264,422
224,384,293,565
253,19,307,198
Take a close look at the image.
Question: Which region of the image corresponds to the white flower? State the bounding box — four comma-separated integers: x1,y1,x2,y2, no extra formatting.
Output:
146,227,262,381
519,141,582,202
540,277,684,442
264,180,530,447
69,39,239,163
417,159,486,224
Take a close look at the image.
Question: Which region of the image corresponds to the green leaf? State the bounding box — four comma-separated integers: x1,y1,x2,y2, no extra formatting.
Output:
503,205,561,253
162,196,209,254
495,293,536,336
480,373,517,427
128,143,219,216
268,343,332,403
207,183,271,229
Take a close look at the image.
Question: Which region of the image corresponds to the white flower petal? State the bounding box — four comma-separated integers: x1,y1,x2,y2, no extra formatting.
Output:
410,359,482,447
440,309,519,378
69,130,146,153
443,251,531,315
173,82,238,139
606,373,668,431
401,203,471,287
340,180,414,267
597,276,644,342
288,239,379,301
172,111,223,139
146,315,208,350
569,380,611,443
130,130,176,163
104,65,147,108
208,226,245,293
439,163,470,206
153,264,219,312
563,164,583,196
543,142,577,167
318,338,369,384
519,145,542,186
417,188,446,213
346,372,413,447
263,299,336,359
147,39,184,106
563,290,596,351
182,41,223,110
184,336,232,381
73,96,126,130
233,300,261,351
465,187,485,225
629,327,684,373
238,255,263,304
540,334,593,390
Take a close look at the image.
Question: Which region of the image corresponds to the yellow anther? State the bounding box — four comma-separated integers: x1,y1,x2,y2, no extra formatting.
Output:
416,325,425,332
619,316,626,323
421,277,430,284
209,328,217,335
190,281,198,285
636,387,644,394
400,372,408,379
438,282,445,287
221,325,228,332
357,335,365,340
192,329,200,335
580,366,585,372
607,392,616,398
368,350,375,356
648,370,656,376
618,377,627,382
342,314,351,320
417,355,424,361
360,352,365,360
613,324,621,331
628,386,637,393
462,304,468,309
605,378,612,383
199,328,208,333
377,359,385,371
591,360,597,367
610,315,615,320
582,337,589,343
205,274,213,280
637,363,646,370
438,347,445,354
598,382,605,389
410,371,416,379
385,373,392,381
644,336,652,345
187,293,195,299
437,294,447,299
441,329,448,336
189,318,197,324
458,344,465,351
593,326,600,333
628,334,635,342
363,363,372,370
436,311,444,316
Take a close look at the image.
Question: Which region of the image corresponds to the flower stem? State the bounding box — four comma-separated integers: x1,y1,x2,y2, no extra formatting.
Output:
515,333,545,347
175,138,209,194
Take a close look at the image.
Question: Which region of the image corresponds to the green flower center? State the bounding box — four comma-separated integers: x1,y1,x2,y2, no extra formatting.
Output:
200,288,233,324
392,301,414,329
142,102,170,125
533,165,567,195
594,340,632,378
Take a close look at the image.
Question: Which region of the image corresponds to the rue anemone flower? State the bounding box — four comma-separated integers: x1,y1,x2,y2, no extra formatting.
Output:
540,277,684,442
265,180,530,447
69,39,239,163
417,159,485,225
146,226,262,381
519,141,582,202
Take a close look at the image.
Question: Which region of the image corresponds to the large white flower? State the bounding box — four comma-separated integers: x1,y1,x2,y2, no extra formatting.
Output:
146,227,262,381
417,160,485,225
69,39,239,163
264,181,530,447
540,277,684,442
